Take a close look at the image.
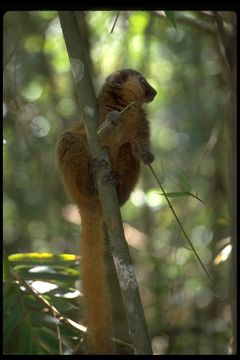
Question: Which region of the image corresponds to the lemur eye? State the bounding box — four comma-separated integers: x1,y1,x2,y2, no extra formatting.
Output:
139,77,146,84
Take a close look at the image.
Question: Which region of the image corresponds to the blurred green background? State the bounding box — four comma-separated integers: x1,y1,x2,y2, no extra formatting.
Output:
3,11,236,355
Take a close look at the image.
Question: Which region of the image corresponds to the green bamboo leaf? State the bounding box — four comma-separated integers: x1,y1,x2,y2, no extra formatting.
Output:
164,11,177,29
12,265,79,281
48,296,78,313
3,305,25,344
16,320,33,354
58,322,79,338
9,253,80,266
30,310,59,329
22,294,46,310
3,288,18,314
3,248,11,281
3,279,13,296
47,286,80,299
159,191,191,198
177,171,192,192
36,328,60,354
31,341,50,355
35,343,53,355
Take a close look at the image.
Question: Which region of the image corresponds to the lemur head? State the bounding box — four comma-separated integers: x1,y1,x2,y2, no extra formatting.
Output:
106,69,157,105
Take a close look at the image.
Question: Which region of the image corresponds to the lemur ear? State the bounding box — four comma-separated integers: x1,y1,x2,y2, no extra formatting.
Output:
107,72,124,87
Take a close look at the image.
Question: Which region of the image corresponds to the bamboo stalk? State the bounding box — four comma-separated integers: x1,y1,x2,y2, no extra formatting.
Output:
58,11,152,355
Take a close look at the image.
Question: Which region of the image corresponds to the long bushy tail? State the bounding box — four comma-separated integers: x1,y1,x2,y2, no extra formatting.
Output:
79,203,112,354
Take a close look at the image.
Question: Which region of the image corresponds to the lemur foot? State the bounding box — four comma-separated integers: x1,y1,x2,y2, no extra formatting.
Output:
101,171,121,185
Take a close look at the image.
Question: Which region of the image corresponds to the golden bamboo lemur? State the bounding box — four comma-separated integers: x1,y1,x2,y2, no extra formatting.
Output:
56,69,157,354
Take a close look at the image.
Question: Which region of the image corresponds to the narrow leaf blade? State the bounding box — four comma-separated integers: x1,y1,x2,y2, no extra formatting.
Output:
159,191,191,198
3,305,25,344
16,320,33,354
9,253,80,266
164,11,177,29
177,171,192,192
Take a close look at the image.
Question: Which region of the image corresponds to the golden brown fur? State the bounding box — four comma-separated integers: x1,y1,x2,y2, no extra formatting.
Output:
56,69,156,354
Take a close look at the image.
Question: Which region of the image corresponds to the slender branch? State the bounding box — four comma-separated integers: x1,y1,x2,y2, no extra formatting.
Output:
145,161,219,297
53,309,63,355
110,12,120,33
97,101,136,134
148,162,212,280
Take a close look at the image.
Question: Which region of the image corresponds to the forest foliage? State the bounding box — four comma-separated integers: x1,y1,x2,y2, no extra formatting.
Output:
3,10,236,355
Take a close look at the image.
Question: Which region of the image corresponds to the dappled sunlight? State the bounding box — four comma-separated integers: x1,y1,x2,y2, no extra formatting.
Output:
123,222,148,251
28,280,58,293
214,244,232,265
61,204,81,225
